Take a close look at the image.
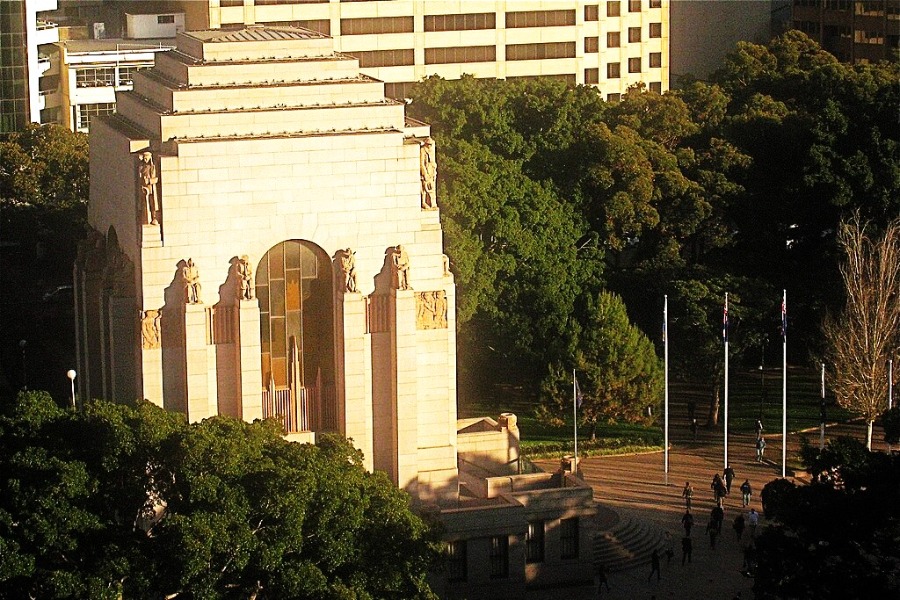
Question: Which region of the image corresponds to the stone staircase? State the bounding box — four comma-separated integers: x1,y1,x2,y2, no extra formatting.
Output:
592,512,666,573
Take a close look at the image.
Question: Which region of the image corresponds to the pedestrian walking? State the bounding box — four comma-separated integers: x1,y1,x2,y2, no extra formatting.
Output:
647,549,661,582
756,436,766,462
712,474,727,503
706,519,718,549
742,543,757,576
733,513,745,541
711,502,725,534
682,481,694,510
594,563,611,597
690,417,698,440
748,508,759,538
755,418,764,439
681,535,693,565
723,465,735,495
664,531,675,565
740,479,752,507
681,510,694,537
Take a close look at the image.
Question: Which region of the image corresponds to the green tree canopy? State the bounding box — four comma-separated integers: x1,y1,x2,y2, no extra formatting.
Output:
755,437,900,598
0,392,439,599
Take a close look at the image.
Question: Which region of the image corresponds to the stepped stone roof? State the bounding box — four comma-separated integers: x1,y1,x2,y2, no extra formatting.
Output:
189,26,328,44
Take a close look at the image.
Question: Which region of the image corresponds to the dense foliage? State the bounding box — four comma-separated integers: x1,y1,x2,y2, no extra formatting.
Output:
0,392,440,599
755,437,900,598
407,31,899,421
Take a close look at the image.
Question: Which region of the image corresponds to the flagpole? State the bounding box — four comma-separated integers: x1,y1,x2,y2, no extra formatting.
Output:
820,362,826,450
889,359,894,410
573,368,578,477
664,295,669,484
724,293,729,472
782,289,787,479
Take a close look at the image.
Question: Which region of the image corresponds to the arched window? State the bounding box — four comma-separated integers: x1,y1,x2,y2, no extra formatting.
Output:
256,240,335,430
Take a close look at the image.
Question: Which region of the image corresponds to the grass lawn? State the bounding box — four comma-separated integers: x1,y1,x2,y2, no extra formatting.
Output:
458,364,853,460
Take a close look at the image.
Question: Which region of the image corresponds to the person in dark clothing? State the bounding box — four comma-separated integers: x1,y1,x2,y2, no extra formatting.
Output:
595,563,611,596
740,479,753,507
647,549,661,582
681,510,694,536
733,513,746,541
681,536,693,565
723,465,735,494
711,502,725,534
706,519,719,549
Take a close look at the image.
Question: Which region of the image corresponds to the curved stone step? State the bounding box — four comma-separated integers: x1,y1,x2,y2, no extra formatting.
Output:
592,515,666,572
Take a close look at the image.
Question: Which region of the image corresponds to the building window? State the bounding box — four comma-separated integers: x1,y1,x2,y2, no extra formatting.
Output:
340,16,414,35
157,15,175,24
295,19,331,35
628,26,641,43
629,0,642,12
649,22,662,38
607,1,621,17
526,521,545,563
650,0,662,7
585,68,599,84
649,81,662,93
384,81,414,100
424,13,495,32
489,536,509,578
585,37,600,52
76,67,116,88
76,102,115,131
506,42,576,61
607,93,621,102
220,0,243,6
350,49,415,68
505,10,576,28
607,62,621,78
560,518,579,559
585,5,600,21
117,64,151,86
425,45,497,65
649,51,662,67
628,57,641,72
447,541,467,582
608,31,621,47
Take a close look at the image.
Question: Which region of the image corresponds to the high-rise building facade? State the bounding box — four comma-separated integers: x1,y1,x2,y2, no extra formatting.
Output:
0,0,59,133
172,0,670,100
792,0,899,63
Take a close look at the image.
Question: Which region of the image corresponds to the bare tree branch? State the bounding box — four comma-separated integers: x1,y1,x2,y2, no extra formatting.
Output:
824,213,900,448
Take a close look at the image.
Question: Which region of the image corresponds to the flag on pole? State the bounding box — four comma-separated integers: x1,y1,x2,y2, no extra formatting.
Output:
722,296,729,343
662,313,667,344
780,295,787,341
574,373,584,409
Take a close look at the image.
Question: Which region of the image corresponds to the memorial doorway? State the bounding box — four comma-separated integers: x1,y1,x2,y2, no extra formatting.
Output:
256,240,336,432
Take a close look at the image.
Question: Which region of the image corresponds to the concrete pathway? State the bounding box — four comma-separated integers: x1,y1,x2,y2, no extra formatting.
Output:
527,420,887,600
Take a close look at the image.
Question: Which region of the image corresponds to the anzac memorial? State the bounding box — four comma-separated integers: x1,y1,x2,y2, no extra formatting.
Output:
75,26,594,598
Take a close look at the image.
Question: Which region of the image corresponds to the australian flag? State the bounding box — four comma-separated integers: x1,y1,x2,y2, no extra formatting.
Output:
722,297,729,343
574,374,584,409
780,295,787,341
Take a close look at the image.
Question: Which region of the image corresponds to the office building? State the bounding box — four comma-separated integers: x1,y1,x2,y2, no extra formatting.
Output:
792,0,899,63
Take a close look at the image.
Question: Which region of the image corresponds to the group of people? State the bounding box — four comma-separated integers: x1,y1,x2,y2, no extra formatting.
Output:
675,469,759,563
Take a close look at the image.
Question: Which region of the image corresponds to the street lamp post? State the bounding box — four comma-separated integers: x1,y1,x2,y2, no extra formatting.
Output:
67,369,77,410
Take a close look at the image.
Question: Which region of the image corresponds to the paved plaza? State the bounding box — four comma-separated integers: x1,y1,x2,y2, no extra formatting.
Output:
528,420,887,600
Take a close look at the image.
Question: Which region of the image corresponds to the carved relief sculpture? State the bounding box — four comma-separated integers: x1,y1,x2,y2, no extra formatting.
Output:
138,151,160,225
420,137,437,209
416,291,448,329
339,248,358,293
392,245,411,290
238,255,254,300
182,258,202,304
141,309,161,349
